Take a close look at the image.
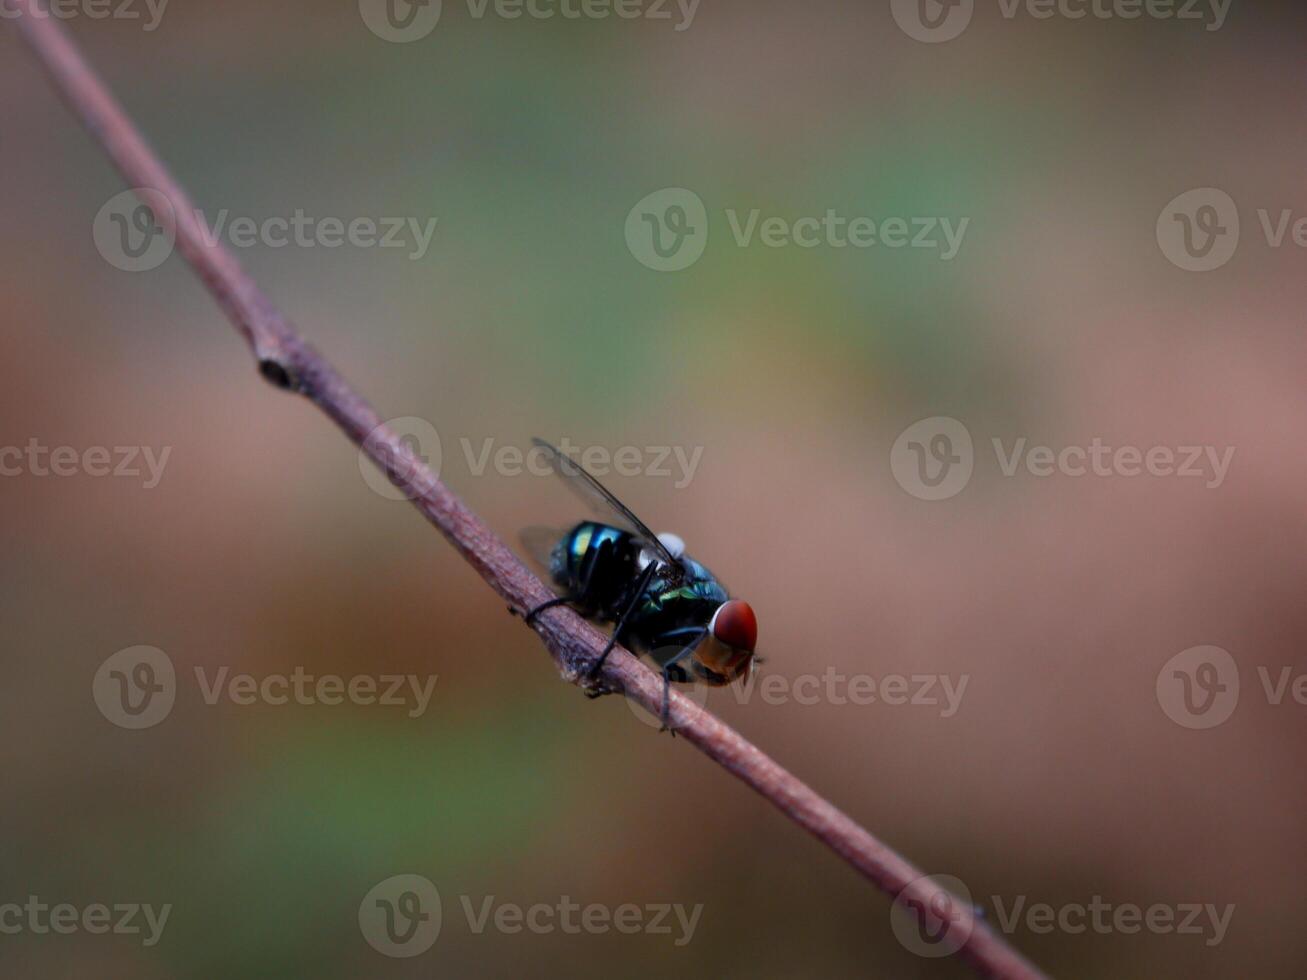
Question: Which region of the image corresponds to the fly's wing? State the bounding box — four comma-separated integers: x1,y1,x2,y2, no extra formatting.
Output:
531,438,680,572
518,526,565,577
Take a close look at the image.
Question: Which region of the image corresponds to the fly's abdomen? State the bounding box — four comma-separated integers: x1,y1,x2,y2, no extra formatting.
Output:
551,521,622,583
550,521,639,618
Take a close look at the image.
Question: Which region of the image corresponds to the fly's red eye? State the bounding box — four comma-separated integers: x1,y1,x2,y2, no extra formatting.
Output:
712,600,757,652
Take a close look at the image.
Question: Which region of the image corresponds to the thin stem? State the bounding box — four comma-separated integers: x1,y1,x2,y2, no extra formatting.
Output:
7,3,1046,977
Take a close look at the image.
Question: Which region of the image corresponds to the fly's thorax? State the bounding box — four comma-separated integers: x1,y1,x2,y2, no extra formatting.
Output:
622,578,727,655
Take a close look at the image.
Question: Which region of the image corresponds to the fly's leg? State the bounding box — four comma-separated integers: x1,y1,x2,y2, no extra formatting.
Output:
657,649,699,735
586,559,659,688
519,535,610,625
639,628,706,734
522,596,572,627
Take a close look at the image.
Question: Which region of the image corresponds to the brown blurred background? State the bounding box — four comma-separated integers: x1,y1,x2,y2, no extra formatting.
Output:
2,1,1306,977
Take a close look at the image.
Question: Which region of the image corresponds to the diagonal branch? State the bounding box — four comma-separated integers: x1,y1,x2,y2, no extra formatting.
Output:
7,3,1046,976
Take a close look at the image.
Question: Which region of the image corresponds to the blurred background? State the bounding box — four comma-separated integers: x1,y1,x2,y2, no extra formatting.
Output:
2,1,1306,976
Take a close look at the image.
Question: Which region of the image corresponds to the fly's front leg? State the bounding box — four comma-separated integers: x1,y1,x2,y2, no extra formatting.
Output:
639,628,706,734
655,642,702,735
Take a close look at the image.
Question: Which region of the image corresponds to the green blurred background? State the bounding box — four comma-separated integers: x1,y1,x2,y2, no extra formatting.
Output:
3,1,1306,977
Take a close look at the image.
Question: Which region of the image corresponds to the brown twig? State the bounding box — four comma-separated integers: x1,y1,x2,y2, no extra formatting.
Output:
7,2,1047,976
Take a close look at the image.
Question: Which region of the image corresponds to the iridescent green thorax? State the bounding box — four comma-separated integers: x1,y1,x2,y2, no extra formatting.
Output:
625,558,729,656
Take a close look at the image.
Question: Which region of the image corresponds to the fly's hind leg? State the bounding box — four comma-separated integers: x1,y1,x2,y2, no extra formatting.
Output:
518,534,610,625
522,596,574,627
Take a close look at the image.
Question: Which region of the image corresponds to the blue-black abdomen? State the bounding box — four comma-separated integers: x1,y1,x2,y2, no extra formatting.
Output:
549,521,641,618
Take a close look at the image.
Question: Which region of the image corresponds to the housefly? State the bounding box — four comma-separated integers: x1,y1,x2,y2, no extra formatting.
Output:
519,439,758,729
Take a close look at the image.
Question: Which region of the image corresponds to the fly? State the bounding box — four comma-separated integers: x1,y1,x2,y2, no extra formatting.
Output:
519,439,758,730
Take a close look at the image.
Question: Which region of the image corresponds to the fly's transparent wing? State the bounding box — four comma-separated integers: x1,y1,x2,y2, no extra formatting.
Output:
518,526,564,577
530,438,679,570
